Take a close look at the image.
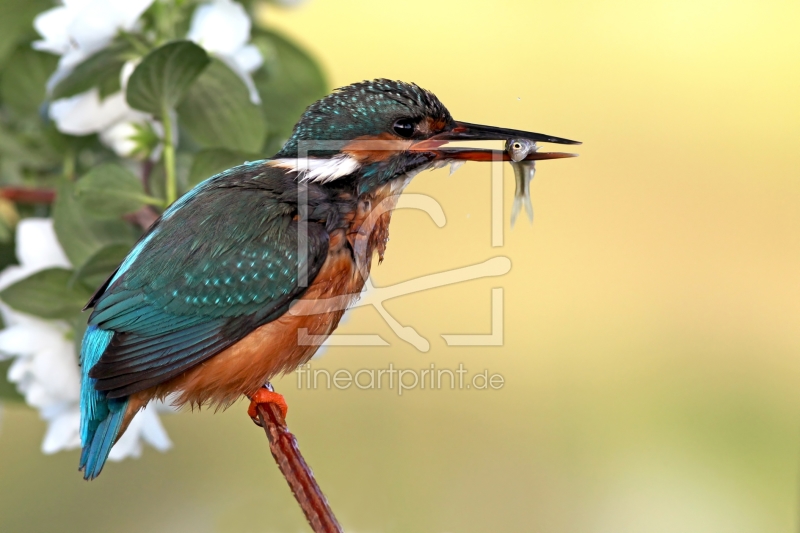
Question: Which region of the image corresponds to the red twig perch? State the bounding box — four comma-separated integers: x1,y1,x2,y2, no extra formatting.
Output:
0,186,55,204
255,398,343,533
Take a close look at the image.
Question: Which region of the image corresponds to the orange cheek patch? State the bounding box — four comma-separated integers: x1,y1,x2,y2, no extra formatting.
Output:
342,133,412,163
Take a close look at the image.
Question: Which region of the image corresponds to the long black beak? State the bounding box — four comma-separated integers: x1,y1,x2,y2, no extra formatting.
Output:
442,121,580,145
411,121,580,161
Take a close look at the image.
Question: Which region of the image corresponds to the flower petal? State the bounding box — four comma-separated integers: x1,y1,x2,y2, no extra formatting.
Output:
15,218,71,272
0,324,41,357
41,404,82,454
106,403,172,460
32,7,75,55
13,350,78,409
30,345,82,404
49,90,130,136
233,44,264,73
107,417,144,461
188,0,251,56
138,406,172,451
120,59,139,90
6,356,32,386
67,0,154,58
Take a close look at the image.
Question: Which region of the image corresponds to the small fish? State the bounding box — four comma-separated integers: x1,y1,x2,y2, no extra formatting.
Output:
505,139,538,226
506,138,537,162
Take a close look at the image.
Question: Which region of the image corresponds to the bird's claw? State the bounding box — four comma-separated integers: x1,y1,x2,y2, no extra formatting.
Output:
247,387,288,426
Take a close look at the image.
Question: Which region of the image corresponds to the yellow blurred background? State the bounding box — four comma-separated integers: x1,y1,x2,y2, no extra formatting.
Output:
1,0,799,531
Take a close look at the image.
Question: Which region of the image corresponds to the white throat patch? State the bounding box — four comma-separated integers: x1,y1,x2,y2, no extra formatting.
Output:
268,155,361,183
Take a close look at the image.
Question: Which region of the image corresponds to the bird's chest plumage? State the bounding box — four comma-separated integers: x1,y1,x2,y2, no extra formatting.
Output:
345,178,406,269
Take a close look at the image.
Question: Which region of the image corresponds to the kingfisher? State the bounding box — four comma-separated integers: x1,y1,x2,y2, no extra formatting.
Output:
78,79,579,479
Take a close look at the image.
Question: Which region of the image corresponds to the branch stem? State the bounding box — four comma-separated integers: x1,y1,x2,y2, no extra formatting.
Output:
255,398,343,533
0,187,55,204
161,106,177,206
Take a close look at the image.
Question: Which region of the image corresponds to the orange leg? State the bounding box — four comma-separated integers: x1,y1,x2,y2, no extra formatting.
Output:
248,386,288,424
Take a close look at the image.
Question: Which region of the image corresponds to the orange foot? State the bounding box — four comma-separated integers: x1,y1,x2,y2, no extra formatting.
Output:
247,388,288,423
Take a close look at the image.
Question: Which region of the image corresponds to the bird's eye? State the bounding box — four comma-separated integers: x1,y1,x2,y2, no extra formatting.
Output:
392,118,416,138
512,142,522,150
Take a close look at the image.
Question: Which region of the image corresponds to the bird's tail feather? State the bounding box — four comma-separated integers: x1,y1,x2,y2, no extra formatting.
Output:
79,398,127,480
80,325,126,480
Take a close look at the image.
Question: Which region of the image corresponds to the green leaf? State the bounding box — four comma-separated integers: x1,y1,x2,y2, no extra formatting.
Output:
52,180,136,270
0,0,51,67
51,41,131,100
0,360,24,402
126,40,210,115
75,163,163,218
0,124,44,166
98,71,122,100
177,59,267,152
40,124,100,161
0,45,58,115
0,235,16,271
252,28,327,144
0,268,93,319
72,243,130,289
188,148,261,188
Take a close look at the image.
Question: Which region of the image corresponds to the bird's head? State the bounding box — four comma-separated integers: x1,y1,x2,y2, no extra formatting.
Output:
272,79,579,193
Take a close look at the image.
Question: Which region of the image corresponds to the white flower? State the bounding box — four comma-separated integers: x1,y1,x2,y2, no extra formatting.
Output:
47,59,158,158
33,0,155,91
94,59,166,159
36,0,262,155
108,403,171,461
188,0,264,104
0,219,172,458
49,90,133,136
35,0,158,158
48,88,155,158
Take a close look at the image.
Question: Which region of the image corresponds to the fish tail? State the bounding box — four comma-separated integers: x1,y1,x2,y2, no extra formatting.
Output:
522,163,535,224
511,197,523,227
524,194,534,223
